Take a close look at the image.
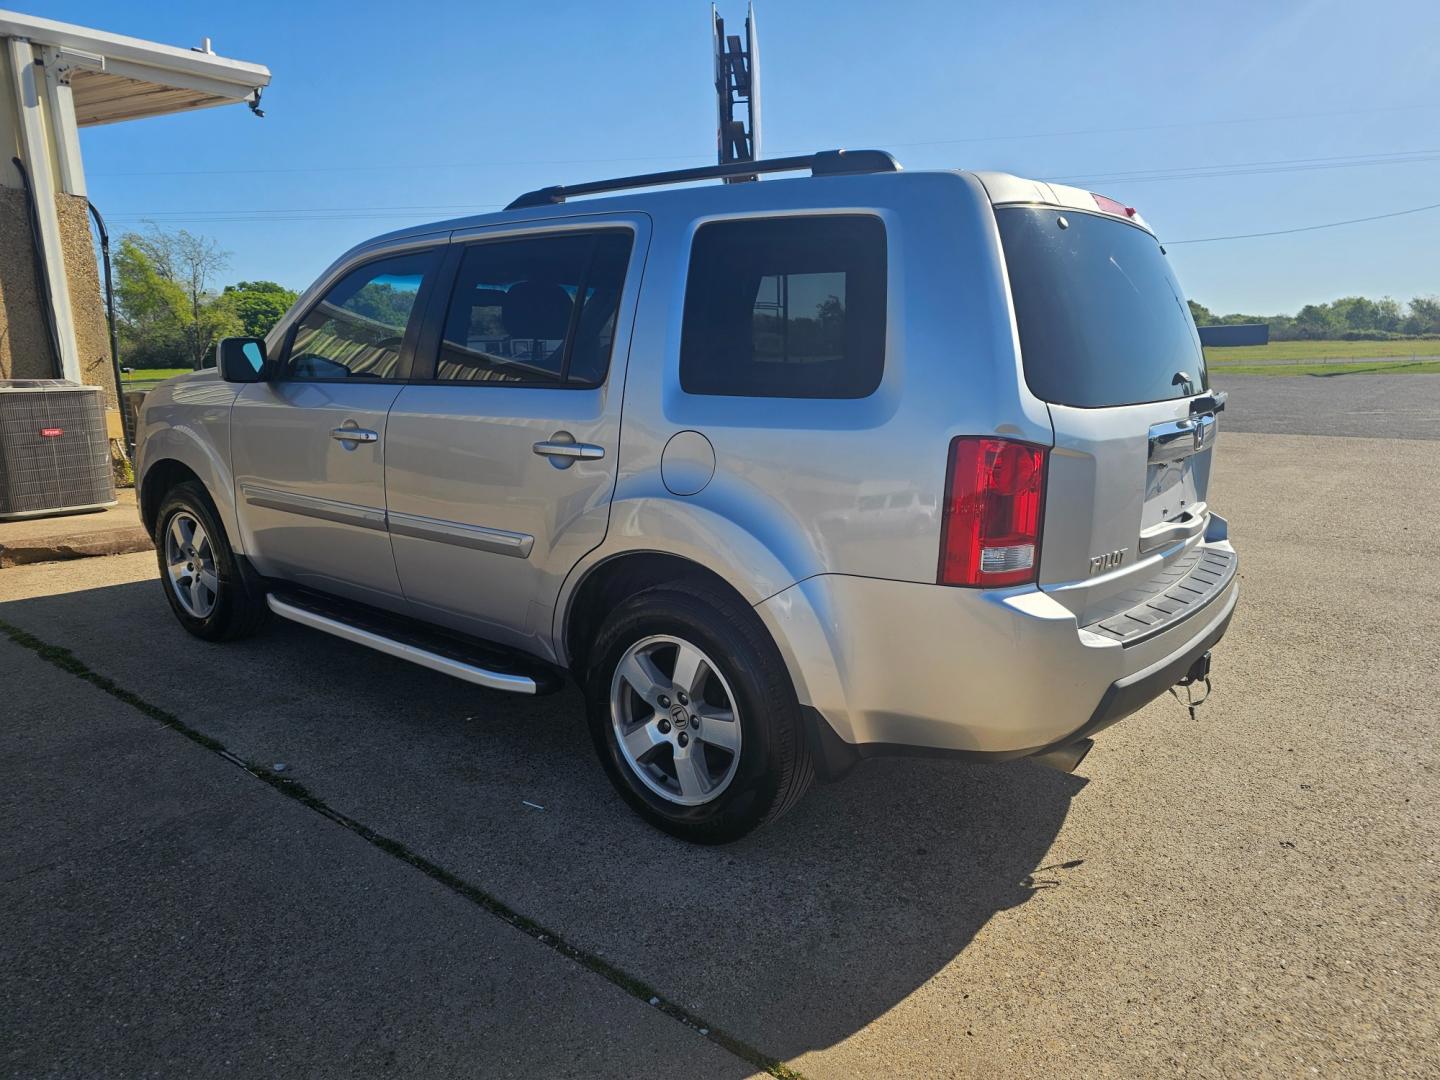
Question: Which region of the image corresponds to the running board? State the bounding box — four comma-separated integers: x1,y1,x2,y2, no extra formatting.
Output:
266,594,542,695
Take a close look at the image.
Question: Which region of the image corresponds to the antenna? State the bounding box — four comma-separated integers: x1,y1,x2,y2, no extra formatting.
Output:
712,3,761,182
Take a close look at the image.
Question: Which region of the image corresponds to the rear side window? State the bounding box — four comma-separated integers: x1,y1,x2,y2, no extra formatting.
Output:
284,251,437,380
680,215,886,399
433,231,632,386
996,207,1207,408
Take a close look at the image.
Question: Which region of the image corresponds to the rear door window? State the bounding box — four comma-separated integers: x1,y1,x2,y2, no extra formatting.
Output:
996,207,1207,408
680,215,886,399
428,231,632,387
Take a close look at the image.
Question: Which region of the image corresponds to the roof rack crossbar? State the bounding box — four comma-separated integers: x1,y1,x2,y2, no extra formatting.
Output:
505,149,900,211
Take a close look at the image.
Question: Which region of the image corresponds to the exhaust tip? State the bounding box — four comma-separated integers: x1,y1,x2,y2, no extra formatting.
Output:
1029,738,1094,775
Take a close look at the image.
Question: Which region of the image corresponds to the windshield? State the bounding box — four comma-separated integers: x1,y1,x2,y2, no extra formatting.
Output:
996,206,1207,408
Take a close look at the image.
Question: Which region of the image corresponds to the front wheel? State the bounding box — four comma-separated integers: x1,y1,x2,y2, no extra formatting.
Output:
585,582,813,843
154,481,268,641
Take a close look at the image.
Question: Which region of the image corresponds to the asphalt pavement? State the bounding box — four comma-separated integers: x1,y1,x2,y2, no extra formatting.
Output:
3,430,1438,1078
1213,372,1440,439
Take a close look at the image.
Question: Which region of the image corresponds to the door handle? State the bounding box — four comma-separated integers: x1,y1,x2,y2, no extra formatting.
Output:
1148,413,1213,464
533,432,604,468
331,427,379,444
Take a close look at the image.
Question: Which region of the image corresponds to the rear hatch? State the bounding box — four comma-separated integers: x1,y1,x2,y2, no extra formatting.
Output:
994,194,1229,630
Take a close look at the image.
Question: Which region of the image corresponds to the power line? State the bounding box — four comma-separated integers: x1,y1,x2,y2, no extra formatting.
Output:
101,147,1440,225
89,101,1439,179
104,202,505,225
1050,148,1440,186
849,102,1440,152
1165,201,1440,245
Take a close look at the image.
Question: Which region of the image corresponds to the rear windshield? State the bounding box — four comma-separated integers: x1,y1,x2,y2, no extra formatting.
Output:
996,206,1207,408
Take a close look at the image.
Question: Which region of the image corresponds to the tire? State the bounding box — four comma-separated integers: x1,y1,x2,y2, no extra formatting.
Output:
584,581,813,843
154,480,268,642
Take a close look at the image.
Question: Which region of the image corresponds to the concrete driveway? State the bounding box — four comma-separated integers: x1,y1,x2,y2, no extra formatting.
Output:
2,431,1437,1078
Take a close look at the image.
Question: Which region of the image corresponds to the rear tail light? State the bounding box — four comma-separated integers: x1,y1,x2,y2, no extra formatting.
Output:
938,437,1047,588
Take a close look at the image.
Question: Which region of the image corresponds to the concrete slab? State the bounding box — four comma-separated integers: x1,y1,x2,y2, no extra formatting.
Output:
0,488,150,566
3,431,1437,1077
0,638,758,1080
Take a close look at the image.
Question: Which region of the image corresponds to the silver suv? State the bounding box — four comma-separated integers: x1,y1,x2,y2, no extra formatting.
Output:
136,150,1238,843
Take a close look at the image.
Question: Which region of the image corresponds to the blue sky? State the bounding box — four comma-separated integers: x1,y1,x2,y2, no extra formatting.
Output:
43,0,1440,314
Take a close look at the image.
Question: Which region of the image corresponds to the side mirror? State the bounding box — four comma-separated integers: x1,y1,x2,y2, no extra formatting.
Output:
217,337,269,383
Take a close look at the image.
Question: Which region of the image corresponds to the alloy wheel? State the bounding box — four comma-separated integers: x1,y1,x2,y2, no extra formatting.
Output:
609,634,743,806
164,511,219,619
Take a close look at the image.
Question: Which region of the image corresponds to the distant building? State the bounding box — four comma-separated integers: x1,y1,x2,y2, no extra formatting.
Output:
1196,324,1270,348
0,10,268,433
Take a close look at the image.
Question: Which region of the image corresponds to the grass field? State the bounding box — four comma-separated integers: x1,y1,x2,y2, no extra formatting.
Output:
1204,339,1440,364
120,368,190,387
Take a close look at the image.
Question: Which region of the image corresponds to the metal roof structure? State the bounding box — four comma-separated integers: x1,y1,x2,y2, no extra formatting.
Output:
0,10,269,389
0,9,270,125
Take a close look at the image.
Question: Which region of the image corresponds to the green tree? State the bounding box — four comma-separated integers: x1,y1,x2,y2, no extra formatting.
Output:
1330,296,1379,332
1373,297,1404,334
1187,300,1215,326
113,238,191,369
1293,303,1341,339
220,280,299,338
1405,296,1440,335
126,226,232,368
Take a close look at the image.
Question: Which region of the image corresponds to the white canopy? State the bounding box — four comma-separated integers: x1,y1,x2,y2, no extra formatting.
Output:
0,9,270,125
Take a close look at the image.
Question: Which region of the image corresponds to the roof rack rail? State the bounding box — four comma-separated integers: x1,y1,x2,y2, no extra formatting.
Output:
505,149,901,211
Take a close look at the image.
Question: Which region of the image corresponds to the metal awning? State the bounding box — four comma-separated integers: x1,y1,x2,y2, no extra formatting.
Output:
0,9,270,125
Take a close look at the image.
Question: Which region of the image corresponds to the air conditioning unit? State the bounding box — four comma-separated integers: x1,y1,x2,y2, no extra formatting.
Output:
0,380,116,520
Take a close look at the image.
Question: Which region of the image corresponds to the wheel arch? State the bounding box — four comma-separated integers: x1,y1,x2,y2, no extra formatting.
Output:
140,459,206,538
555,493,826,681
560,550,755,677
136,428,239,548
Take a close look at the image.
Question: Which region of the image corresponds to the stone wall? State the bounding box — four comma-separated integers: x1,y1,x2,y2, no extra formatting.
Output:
0,186,56,382
0,188,119,409
57,194,118,409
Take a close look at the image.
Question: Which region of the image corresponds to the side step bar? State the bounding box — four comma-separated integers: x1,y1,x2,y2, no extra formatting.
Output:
266,594,540,695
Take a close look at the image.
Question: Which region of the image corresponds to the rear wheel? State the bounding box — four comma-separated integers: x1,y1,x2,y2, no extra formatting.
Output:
585,582,813,843
154,481,267,641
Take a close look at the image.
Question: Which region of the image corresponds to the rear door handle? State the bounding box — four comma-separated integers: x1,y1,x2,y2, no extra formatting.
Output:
331,427,379,444
533,432,604,468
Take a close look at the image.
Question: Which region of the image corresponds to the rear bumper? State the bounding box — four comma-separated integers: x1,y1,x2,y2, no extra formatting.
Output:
755,538,1238,773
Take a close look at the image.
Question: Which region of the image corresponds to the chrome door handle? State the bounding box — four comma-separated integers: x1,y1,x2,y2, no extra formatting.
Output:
1148,413,1214,464
331,427,379,444
533,433,604,468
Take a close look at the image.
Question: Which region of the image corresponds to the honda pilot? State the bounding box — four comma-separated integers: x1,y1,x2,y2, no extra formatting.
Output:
136,149,1238,843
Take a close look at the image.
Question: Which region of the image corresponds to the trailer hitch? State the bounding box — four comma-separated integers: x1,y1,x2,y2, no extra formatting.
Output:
1170,650,1213,721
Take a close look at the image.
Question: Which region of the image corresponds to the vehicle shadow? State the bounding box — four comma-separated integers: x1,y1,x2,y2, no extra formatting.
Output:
3,576,1086,1062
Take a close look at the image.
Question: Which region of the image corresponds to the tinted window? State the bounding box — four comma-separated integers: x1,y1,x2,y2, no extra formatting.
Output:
285,252,435,380
434,231,632,386
996,207,1207,408
680,216,886,398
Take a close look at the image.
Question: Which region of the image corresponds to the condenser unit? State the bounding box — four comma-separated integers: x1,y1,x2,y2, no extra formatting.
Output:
0,381,116,520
